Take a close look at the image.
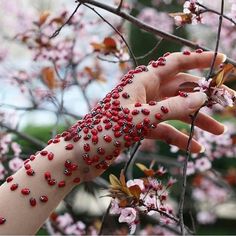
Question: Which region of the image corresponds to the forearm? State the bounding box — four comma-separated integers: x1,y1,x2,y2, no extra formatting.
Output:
0,139,79,235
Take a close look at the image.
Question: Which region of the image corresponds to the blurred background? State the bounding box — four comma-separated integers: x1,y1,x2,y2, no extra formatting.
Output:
0,0,236,235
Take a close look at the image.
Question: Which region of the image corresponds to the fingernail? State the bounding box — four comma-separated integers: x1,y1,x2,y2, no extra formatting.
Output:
221,54,227,63
223,125,228,133
200,145,205,153
188,92,208,110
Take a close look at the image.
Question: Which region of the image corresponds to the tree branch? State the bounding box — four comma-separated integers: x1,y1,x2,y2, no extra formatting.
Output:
76,0,236,66
83,3,137,67
0,123,45,149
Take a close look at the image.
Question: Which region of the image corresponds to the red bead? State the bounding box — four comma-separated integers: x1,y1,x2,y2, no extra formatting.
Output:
97,125,103,132
44,171,51,180
151,61,159,68
148,101,157,106
112,100,120,106
157,61,166,66
135,102,142,107
47,139,53,145
58,181,66,188
112,93,120,99
136,123,143,130
113,149,120,157
124,135,131,142
183,50,191,55
92,155,100,163
141,109,150,115
40,195,48,203
24,164,31,170
105,155,113,161
29,198,36,207
73,177,81,183
92,136,98,144
40,150,48,156
21,188,30,195
131,109,140,115
123,108,130,114
155,113,162,120
24,159,30,165
26,169,35,176
10,183,18,191
70,163,78,171
105,123,112,130
83,134,91,140
178,91,188,97
161,106,169,113
64,169,72,176
122,92,130,99
48,179,56,186
143,117,150,124
91,129,98,135
163,52,171,57
114,141,121,147
83,127,89,134
65,144,74,150
103,135,112,143
114,131,122,138
158,57,166,62
84,143,90,152
97,147,105,155
48,152,54,160
6,176,13,183
64,160,72,169
52,139,60,143
30,155,36,161
195,48,203,53
0,217,6,225
73,135,81,142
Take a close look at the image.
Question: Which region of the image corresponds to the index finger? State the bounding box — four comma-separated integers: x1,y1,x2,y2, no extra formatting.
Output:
149,51,226,81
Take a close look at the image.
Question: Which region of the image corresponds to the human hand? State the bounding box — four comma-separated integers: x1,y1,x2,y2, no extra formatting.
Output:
63,51,232,181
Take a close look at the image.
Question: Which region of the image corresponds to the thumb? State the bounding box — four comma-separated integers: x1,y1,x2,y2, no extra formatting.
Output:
130,92,207,125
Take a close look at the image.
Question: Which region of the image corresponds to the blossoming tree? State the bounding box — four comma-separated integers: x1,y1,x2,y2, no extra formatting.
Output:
0,0,236,235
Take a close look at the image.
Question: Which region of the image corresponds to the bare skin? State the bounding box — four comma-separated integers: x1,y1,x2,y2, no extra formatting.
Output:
0,51,233,235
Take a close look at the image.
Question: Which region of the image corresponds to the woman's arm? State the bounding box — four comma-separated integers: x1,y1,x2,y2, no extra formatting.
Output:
0,51,231,234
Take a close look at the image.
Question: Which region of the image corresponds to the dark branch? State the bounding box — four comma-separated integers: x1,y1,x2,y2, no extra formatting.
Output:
0,123,45,149
76,0,236,66
83,3,138,67
50,3,82,38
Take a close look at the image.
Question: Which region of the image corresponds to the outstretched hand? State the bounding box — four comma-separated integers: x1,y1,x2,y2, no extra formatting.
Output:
68,51,232,181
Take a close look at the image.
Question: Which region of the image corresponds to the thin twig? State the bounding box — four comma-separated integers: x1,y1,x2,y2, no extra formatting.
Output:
97,38,163,63
198,2,236,26
116,0,123,12
207,0,224,79
124,142,141,176
178,109,200,235
76,0,236,66
0,122,45,149
50,3,82,38
83,3,137,67
178,1,225,235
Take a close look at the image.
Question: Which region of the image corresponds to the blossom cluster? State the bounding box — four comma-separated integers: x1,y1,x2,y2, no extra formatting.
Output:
109,167,176,234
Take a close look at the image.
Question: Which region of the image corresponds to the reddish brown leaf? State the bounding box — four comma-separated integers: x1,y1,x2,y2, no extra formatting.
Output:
41,67,56,89
128,185,142,199
103,37,117,50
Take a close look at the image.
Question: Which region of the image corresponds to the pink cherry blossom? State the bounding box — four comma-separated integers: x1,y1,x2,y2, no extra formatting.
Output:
56,213,73,229
195,157,212,172
11,142,21,157
118,207,137,224
137,8,173,33
0,163,6,180
126,179,145,191
8,157,24,172
110,199,121,215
